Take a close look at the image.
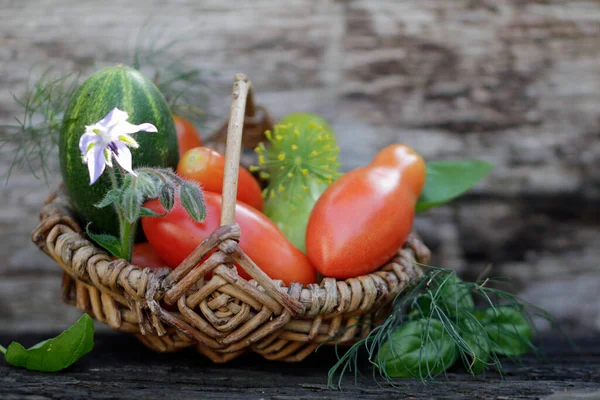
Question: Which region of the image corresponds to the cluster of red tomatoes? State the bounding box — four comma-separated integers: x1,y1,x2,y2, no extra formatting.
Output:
134,116,426,286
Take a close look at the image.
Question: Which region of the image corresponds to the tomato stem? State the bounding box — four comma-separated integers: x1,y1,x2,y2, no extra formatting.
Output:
0,344,7,355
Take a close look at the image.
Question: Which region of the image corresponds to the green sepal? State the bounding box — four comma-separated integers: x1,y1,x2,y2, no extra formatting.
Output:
159,184,175,211
179,182,206,222
94,188,120,209
139,207,166,217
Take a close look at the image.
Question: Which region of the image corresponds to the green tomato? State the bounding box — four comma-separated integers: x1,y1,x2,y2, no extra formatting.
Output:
377,319,458,379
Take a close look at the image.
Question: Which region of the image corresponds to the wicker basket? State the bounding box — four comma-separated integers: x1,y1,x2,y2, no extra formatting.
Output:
31,74,430,363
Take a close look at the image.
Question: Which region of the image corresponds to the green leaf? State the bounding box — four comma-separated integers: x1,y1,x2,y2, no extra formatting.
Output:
94,188,121,209
431,274,475,318
85,225,122,258
121,188,142,223
416,160,493,212
475,306,533,357
4,314,94,372
408,294,433,318
139,207,166,217
159,184,175,211
377,319,458,379
458,318,490,375
136,172,160,198
179,182,206,222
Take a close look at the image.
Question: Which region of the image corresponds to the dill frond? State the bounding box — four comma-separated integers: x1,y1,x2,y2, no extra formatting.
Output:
1,67,82,184
325,265,560,389
129,21,219,129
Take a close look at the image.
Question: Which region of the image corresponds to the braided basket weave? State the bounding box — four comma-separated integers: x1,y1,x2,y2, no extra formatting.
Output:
31,74,430,363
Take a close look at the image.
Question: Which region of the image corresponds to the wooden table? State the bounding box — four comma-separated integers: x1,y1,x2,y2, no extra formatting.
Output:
1,333,598,399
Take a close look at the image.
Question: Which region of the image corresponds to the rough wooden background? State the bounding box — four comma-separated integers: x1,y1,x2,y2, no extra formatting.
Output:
1,0,599,334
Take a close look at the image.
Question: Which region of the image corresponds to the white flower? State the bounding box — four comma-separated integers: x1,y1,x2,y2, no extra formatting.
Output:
79,107,157,185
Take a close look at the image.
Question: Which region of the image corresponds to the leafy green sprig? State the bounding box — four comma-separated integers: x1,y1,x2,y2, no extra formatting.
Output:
130,23,218,128
2,26,216,185
0,68,81,184
87,166,205,261
326,267,556,389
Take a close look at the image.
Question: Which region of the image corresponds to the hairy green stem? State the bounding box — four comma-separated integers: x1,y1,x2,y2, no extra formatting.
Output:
108,166,135,261
0,344,7,355
107,167,123,218
119,164,137,262
120,219,136,262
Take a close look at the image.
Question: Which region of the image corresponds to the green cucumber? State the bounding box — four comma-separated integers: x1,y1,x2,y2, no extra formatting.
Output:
59,65,179,236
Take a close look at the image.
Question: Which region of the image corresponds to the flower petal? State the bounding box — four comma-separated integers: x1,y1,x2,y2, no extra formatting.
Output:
87,144,107,185
111,121,158,136
79,132,100,156
99,108,129,128
112,141,136,176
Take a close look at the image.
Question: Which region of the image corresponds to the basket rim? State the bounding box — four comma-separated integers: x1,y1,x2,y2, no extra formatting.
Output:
34,184,430,317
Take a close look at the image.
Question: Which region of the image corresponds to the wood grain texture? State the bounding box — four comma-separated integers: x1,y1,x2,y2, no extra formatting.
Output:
1,0,599,333
0,333,599,399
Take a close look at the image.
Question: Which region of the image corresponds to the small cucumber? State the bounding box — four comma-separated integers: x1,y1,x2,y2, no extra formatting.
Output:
255,113,340,252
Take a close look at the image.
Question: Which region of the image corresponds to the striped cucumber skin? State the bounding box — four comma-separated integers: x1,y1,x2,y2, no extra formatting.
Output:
59,65,179,236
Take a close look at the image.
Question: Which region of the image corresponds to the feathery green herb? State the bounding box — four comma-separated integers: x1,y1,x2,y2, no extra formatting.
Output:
130,22,218,128
1,68,81,184
326,267,556,389
2,26,216,185
88,167,205,260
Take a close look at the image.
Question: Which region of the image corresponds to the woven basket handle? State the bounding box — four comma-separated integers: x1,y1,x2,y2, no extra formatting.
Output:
220,73,255,225
163,74,306,317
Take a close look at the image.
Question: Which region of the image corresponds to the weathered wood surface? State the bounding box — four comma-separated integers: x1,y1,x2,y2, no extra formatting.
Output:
1,0,599,334
1,333,599,399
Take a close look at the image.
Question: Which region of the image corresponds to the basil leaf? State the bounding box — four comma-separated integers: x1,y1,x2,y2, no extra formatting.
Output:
377,319,458,378
476,306,533,357
85,224,122,258
431,274,475,318
416,160,493,212
459,318,490,375
408,293,433,318
4,314,94,372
